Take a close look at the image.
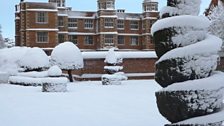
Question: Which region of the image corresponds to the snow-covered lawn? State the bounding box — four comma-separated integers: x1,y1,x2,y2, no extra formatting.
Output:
0,80,169,126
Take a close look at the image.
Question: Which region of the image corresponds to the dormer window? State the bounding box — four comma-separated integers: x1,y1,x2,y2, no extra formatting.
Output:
106,1,114,9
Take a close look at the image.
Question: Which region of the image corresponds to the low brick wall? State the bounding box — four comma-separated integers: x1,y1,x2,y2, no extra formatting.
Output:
72,58,157,80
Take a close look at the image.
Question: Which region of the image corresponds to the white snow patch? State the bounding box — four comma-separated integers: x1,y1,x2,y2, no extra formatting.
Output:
157,35,222,63
18,47,50,70
151,15,210,35
48,65,62,77
0,80,168,126
51,42,84,70
162,71,224,91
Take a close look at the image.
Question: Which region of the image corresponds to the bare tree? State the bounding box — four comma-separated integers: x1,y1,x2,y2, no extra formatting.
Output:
0,25,5,49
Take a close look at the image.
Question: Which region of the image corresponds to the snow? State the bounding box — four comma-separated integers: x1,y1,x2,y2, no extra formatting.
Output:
161,71,224,91
151,15,210,35
82,51,157,59
0,47,30,75
26,28,58,31
9,76,68,86
157,35,222,63
104,66,123,72
160,0,201,17
48,65,62,77
105,48,122,64
18,47,50,70
17,71,48,78
0,72,9,83
51,42,84,70
0,80,168,126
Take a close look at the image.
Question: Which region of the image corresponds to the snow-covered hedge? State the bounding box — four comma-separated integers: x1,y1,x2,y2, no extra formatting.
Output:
42,77,68,92
18,48,50,71
51,42,83,70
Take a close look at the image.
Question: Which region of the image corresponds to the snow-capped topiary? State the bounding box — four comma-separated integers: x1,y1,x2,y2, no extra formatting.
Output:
152,0,224,125
104,48,122,65
48,65,62,77
51,42,84,82
102,48,127,85
18,47,50,71
51,42,83,70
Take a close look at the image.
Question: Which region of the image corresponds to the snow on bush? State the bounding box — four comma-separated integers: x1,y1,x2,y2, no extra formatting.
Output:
102,48,127,85
152,0,224,125
18,47,50,71
48,65,62,77
17,71,48,78
51,42,83,70
51,42,84,82
42,77,68,92
9,76,68,87
0,25,5,49
0,47,30,75
160,0,201,18
104,48,122,65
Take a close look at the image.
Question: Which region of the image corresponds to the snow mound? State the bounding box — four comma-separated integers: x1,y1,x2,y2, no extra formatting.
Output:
162,71,224,91
18,47,50,71
9,76,68,86
48,65,62,77
17,71,48,78
157,35,222,63
51,42,84,70
151,15,210,35
0,47,30,75
104,48,122,65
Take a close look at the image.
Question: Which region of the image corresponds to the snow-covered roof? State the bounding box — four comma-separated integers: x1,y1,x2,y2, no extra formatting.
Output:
117,13,142,20
68,11,97,19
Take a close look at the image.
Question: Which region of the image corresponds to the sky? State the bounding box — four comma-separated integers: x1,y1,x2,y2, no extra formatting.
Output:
0,0,210,39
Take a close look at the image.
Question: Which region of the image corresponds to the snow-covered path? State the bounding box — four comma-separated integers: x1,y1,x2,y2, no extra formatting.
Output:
0,80,169,126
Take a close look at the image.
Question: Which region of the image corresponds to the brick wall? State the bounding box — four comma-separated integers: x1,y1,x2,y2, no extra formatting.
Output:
71,58,157,80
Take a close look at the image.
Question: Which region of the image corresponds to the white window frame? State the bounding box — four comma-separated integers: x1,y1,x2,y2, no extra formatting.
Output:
130,21,139,30
104,35,114,45
36,12,48,24
84,36,94,45
36,32,48,43
106,1,114,9
68,18,78,28
84,19,93,29
118,36,125,45
104,18,114,28
58,16,64,27
117,20,124,29
130,36,139,46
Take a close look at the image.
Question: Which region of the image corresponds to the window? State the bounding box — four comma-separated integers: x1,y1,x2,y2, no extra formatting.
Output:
104,18,114,28
58,34,65,43
36,12,48,23
68,35,78,44
84,36,93,45
130,21,139,30
118,36,124,45
37,32,48,43
84,19,93,29
106,1,114,9
117,20,124,29
131,36,138,45
68,18,78,28
58,16,64,27
105,35,114,45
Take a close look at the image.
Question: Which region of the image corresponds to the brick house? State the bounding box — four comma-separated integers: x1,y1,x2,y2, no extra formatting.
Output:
15,0,159,51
